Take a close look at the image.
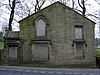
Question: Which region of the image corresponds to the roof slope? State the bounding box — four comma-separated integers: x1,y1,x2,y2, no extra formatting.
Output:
19,1,95,24
4,31,19,39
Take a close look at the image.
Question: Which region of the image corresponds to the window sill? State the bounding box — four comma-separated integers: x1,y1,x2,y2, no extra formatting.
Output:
72,40,87,46
32,40,50,44
73,39,85,43
34,36,47,40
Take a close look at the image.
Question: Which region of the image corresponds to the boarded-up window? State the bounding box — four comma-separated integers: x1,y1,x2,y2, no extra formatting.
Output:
75,26,83,39
9,47,18,58
74,43,84,58
36,19,46,36
32,44,49,60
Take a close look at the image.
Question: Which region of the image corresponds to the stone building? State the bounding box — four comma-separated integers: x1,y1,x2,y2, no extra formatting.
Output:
4,31,20,65
0,40,4,64
4,2,96,67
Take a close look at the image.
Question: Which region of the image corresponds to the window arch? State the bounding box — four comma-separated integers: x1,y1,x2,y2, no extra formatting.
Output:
35,18,46,37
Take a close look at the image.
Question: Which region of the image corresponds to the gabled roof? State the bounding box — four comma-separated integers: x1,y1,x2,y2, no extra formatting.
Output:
19,1,95,24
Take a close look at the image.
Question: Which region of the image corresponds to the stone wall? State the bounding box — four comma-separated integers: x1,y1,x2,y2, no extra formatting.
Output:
19,2,95,66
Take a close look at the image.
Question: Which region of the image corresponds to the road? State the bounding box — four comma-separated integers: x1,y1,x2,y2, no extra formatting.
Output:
0,66,100,75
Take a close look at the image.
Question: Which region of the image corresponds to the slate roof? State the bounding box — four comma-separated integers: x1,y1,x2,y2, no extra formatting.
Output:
4,31,19,39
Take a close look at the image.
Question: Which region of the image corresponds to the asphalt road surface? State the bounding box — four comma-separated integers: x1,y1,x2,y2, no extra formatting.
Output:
0,66,100,75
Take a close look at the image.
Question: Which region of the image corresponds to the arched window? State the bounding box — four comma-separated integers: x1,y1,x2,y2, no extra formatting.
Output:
36,18,46,36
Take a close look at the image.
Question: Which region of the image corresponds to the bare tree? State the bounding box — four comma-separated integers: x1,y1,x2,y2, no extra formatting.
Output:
2,21,9,34
59,0,71,5
35,0,46,12
48,0,70,5
15,0,46,19
0,0,47,32
0,0,99,32
72,0,75,9
78,0,86,16
72,0,78,9
49,0,57,3
8,0,17,31
94,0,100,5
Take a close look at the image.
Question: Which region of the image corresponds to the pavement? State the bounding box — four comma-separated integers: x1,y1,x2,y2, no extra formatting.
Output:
0,66,100,75
0,65,100,71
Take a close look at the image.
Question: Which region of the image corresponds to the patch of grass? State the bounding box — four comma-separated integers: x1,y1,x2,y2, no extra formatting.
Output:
0,41,4,50
95,48,100,57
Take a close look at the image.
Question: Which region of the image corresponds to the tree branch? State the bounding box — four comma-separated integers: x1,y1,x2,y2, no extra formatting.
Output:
94,0,100,5
9,0,12,9
86,14,100,19
78,0,83,9
39,0,45,10
8,0,16,31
